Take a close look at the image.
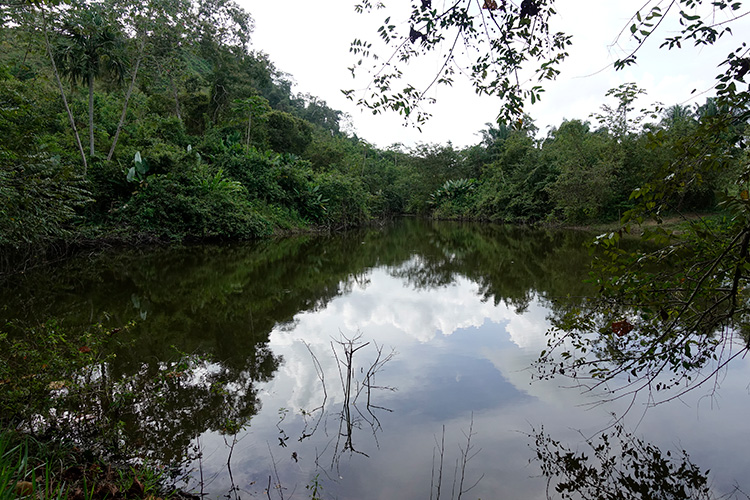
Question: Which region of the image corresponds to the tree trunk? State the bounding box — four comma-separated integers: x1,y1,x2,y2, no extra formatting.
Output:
246,114,251,153
155,59,182,122
107,36,145,162
170,72,183,122
43,22,88,175
88,71,95,158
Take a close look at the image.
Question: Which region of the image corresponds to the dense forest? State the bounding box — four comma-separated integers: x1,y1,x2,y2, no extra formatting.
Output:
1,0,744,258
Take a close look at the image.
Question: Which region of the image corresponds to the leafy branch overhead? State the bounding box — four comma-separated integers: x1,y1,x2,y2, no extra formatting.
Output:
347,0,749,125
346,0,571,125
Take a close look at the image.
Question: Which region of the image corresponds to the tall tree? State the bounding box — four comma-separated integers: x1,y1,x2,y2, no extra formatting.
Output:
53,2,126,159
590,82,650,139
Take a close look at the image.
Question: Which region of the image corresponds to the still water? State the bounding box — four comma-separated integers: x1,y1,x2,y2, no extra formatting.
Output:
3,219,749,499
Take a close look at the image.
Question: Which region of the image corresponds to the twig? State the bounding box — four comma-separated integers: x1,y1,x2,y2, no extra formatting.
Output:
267,442,284,500
432,425,446,500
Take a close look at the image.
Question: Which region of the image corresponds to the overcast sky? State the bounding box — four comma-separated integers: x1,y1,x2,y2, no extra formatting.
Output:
240,0,749,149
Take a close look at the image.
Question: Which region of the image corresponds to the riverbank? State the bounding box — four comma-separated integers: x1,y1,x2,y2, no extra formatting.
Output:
1,211,725,282
1,429,194,500
0,216,389,281
558,212,724,236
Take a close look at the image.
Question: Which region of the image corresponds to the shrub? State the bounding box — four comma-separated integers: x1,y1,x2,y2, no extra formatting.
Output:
0,150,91,248
264,110,313,155
313,171,370,228
217,147,286,202
429,178,476,218
117,170,270,240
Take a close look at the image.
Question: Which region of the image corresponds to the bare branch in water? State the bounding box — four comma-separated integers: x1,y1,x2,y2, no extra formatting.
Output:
430,414,483,500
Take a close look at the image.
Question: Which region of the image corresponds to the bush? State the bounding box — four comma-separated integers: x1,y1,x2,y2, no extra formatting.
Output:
0,150,91,248
116,170,271,240
429,178,476,218
86,158,132,219
217,147,286,202
313,171,370,228
264,110,313,155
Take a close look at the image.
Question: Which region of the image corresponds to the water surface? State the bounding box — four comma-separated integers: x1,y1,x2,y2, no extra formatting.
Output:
2,219,748,499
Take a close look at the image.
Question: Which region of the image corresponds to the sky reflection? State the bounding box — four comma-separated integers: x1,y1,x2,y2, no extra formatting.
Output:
183,257,750,500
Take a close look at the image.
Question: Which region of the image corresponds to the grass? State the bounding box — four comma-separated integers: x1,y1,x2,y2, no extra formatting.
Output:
0,429,181,500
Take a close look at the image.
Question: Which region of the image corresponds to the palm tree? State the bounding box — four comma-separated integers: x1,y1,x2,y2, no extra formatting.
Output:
662,104,695,127
479,121,511,147
54,5,126,159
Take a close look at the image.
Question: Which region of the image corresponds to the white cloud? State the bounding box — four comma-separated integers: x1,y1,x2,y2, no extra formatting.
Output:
265,265,524,410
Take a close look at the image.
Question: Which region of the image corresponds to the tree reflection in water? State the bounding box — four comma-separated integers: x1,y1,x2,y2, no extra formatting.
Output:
533,423,749,500
1,219,746,498
42,345,280,465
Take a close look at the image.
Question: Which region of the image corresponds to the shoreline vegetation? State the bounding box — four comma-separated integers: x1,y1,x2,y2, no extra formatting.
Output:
1,428,197,500
0,211,720,281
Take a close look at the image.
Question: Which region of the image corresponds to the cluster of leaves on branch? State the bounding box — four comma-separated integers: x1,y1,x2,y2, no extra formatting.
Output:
349,0,748,125
346,0,571,125
532,424,717,500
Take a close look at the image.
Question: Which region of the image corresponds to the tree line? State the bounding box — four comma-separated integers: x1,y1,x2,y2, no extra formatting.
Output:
0,0,744,256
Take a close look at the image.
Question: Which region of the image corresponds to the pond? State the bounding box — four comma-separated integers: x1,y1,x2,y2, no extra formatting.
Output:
2,219,749,499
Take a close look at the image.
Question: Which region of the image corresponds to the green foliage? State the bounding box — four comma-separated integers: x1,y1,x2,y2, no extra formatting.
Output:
306,474,323,500
52,2,128,158
52,5,127,88
0,70,56,153
533,424,714,500
127,115,190,152
346,0,572,124
263,154,317,216
429,178,476,218
0,428,178,500
294,94,342,135
126,150,149,182
302,128,354,171
264,110,313,155
0,0,743,254
399,143,467,213
430,178,475,204
117,170,271,240
312,170,370,228
590,82,651,138
472,131,553,222
544,120,615,222
215,146,284,200
0,150,91,248
231,94,271,150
